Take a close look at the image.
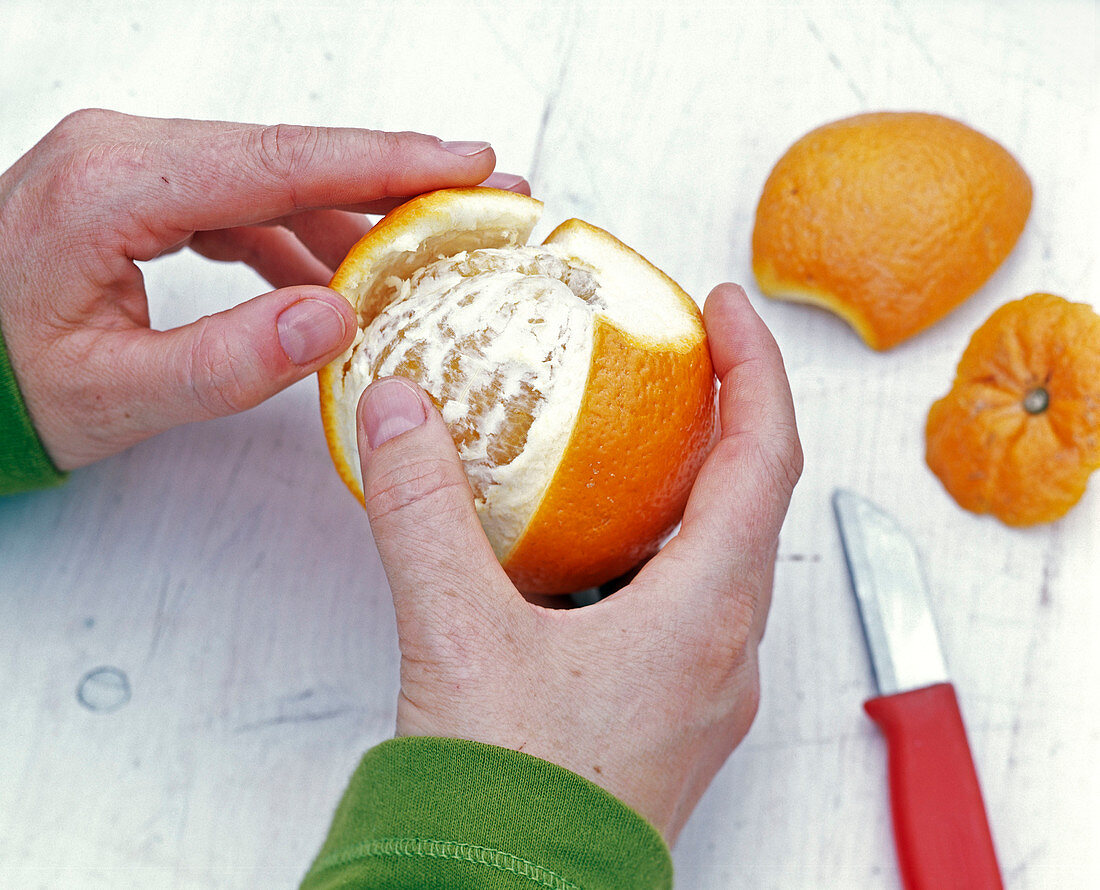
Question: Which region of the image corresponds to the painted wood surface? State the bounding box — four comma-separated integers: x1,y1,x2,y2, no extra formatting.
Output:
1,2,1097,887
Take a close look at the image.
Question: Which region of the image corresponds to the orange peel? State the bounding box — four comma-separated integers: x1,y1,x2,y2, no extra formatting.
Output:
752,112,1032,350
925,293,1100,525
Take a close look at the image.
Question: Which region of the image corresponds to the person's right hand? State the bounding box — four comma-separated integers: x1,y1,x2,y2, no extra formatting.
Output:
353,282,802,844
0,109,527,471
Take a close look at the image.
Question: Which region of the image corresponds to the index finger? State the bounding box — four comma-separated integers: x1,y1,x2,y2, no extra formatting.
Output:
66,112,500,255
156,124,496,229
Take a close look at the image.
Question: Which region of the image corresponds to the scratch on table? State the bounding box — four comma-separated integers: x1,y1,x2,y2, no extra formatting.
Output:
528,14,579,186
230,684,365,733
234,707,354,733
777,552,822,563
885,0,962,114
803,16,866,106
1037,547,1056,608
474,7,554,95
1002,840,1050,885
145,575,172,664
1004,531,1061,772
209,503,265,565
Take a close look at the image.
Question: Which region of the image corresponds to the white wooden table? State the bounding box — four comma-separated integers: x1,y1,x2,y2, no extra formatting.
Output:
2,2,1097,887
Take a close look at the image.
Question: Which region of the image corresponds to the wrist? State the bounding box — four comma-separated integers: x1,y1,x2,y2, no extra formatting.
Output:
0,319,67,494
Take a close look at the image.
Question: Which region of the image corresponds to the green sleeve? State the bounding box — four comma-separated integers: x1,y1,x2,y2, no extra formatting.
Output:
0,321,67,495
300,736,673,890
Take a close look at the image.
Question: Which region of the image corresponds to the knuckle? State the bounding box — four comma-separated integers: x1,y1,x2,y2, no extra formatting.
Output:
766,425,804,497
733,418,802,504
365,129,404,164
36,111,143,215
695,623,760,714
365,457,470,526
53,146,117,199
787,444,805,494
47,108,120,145
783,420,805,489
736,668,762,725
367,130,433,194
403,609,495,674
186,319,260,418
252,123,323,192
702,618,753,679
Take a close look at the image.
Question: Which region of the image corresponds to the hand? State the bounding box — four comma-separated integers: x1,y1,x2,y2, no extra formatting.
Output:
0,109,528,470
353,282,802,843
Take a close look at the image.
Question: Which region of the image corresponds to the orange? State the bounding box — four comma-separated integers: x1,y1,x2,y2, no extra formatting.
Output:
319,188,717,594
925,293,1100,526
752,112,1033,350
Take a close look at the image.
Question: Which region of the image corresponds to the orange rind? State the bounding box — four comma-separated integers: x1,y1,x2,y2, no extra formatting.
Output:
925,293,1100,525
752,112,1033,350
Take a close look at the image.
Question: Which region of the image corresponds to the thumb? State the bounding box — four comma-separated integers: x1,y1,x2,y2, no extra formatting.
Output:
356,376,514,614
129,285,356,427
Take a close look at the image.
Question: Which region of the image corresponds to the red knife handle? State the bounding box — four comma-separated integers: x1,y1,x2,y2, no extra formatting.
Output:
864,682,1002,890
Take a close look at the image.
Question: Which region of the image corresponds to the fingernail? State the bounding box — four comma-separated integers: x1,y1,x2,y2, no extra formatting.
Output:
441,140,492,157
359,378,427,449
277,298,347,365
482,172,527,191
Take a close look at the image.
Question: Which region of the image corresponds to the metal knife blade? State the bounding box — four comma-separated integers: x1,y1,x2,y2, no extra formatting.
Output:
832,488,948,696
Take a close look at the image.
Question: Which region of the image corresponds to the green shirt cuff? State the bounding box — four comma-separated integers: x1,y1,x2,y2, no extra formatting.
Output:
0,321,67,495
300,736,673,890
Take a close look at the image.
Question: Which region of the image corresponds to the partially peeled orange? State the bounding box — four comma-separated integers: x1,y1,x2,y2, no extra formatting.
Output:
319,188,717,595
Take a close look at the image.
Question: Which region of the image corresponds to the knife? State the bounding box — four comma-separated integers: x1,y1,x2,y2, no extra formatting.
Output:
832,489,1003,890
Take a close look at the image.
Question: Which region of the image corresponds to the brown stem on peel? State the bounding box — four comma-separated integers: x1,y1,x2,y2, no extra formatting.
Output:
1023,386,1049,415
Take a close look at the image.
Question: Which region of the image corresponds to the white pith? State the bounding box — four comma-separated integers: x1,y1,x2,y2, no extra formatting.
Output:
340,247,598,558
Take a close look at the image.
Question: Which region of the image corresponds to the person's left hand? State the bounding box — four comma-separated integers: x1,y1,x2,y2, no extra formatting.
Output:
0,109,528,470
